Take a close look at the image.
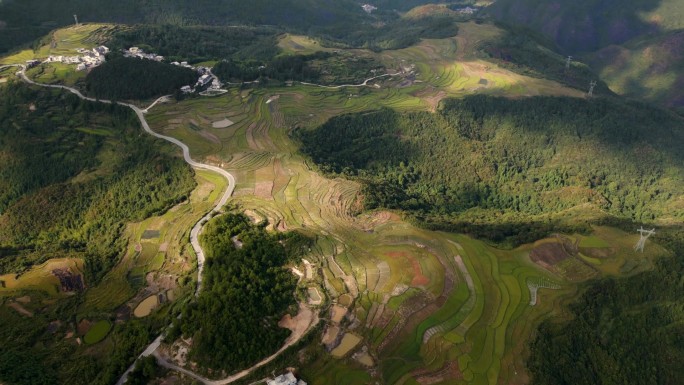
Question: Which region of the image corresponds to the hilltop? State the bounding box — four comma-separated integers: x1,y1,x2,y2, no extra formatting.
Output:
487,0,684,53
486,0,684,109
0,0,461,54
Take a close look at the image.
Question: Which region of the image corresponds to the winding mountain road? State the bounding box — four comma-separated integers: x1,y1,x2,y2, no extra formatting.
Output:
12,65,235,296
8,64,317,384
299,72,398,89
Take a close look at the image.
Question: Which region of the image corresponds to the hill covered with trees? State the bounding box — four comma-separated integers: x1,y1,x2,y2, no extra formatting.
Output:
529,230,684,385
0,83,195,280
0,0,457,55
298,95,684,245
85,56,197,100
212,51,385,85
168,213,308,373
487,0,684,53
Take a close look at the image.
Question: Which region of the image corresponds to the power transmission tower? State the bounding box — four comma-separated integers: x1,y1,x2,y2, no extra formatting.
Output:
73,14,79,27
634,227,656,252
588,80,597,97
565,56,572,71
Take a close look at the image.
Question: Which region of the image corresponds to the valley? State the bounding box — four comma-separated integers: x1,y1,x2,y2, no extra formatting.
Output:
1,3,683,385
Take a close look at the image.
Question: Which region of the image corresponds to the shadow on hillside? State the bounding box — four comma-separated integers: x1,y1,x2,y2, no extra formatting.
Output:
487,0,667,53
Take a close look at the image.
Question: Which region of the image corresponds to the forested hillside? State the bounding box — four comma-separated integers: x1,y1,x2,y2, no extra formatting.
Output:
487,0,684,53
168,213,308,373
0,0,460,52
212,51,385,85
0,0,362,53
477,28,612,94
107,25,281,63
298,96,684,245
85,56,197,100
0,83,195,280
529,230,684,385
587,30,684,110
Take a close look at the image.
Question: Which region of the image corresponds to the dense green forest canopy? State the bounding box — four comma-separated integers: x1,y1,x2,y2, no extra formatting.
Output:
0,293,164,385
0,83,187,385
107,25,281,63
0,0,460,55
298,96,684,245
0,83,195,280
529,230,684,385
212,51,385,85
169,213,308,373
0,84,101,214
85,56,197,100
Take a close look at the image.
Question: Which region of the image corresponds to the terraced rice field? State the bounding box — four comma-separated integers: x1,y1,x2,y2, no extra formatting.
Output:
0,258,84,296
139,23,640,385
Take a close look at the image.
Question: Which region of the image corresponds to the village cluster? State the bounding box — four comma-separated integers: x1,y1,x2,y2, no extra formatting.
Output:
41,45,110,71
124,46,224,94
32,45,226,95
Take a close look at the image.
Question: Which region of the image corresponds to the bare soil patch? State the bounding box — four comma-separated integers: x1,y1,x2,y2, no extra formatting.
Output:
413,361,463,385
8,301,34,317
212,118,234,128
331,304,348,323
52,268,84,292
244,209,265,224
254,181,274,199
580,247,617,259
322,325,341,346
77,319,92,335
278,313,297,331
411,259,430,287
530,241,572,265
15,295,31,303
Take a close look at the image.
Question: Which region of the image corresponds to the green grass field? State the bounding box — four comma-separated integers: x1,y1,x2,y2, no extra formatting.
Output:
84,320,112,344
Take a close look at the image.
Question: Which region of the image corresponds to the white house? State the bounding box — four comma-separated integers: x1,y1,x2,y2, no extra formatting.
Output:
266,373,306,385
362,4,377,13
94,45,109,55
196,74,213,87
181,85,193,93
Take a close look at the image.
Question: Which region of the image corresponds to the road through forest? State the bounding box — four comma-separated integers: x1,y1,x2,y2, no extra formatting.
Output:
7,65,318,385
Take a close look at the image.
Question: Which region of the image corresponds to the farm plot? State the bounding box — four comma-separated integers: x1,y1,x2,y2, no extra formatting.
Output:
84,320,112,345
133,31,630,385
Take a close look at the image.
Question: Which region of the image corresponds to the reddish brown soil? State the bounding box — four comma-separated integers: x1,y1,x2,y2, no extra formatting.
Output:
413,361,463,385
580,247,617,259
530,242,570,265
386,251,430,286
77,319,92,336
411,259,430,286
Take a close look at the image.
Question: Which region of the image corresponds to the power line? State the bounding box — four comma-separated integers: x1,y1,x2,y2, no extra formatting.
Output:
634,227,656,252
